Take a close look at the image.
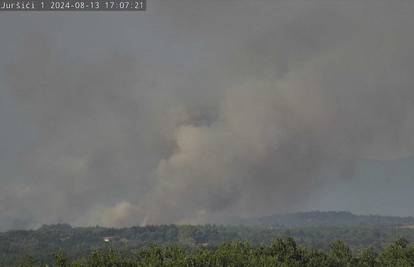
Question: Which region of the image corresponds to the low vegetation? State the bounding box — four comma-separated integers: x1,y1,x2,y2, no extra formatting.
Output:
14,238,414,267
3,212,414,266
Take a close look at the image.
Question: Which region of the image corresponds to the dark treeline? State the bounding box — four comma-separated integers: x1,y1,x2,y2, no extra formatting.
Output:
2,223,414,266
14,238,414,267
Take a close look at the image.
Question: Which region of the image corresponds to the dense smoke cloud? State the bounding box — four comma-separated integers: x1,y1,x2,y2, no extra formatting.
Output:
1,1,414,230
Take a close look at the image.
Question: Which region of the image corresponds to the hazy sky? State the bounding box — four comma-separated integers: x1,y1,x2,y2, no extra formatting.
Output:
1,0,414,231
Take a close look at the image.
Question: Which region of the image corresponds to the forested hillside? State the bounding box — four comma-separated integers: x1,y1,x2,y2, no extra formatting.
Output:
2,221,414,266
8,238,414,267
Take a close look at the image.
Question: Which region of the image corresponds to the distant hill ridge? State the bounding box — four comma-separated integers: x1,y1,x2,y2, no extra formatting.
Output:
243,211,414,227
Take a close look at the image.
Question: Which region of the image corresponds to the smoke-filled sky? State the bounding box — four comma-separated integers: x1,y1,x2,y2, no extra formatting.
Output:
1,0,414,231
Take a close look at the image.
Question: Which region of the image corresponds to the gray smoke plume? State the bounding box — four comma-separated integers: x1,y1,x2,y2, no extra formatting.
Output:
1,0,414,230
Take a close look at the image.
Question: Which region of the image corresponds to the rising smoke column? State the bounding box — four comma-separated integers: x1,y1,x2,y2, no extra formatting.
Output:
1,0,414,229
